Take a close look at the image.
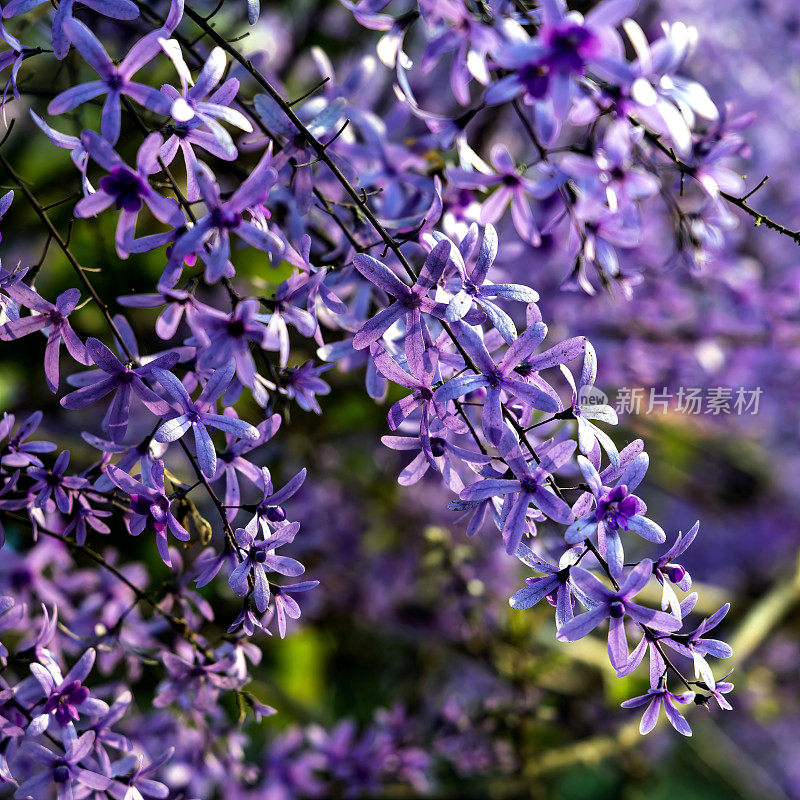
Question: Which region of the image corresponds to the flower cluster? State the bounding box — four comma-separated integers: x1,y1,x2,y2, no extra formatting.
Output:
0,0,782,794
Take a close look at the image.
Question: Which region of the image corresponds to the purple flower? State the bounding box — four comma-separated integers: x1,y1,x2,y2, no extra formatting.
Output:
618,592,700,683
434,321,565,446
565,454,665,579
282,361,332,415
447,146,561,245
370,343,450,453
168,150,281,284
486,0,631,135
0,283,88,391
0,411,56,469
701,670,734,711
663,602,732,689
557,559,681,670
272,580,319,638
560,341,620,466
382,418,490,493
509,543,581,630
596,19,719,157
229,525,305,613
118,286,197,340
253,93,348,214
213,411,280,521
28,648,109,735
654,521,698,616
160,42,253,171
248,466,306,537
154,650,242,711
461,438,576,554
351,241,451,377
621,684,695,736
83,431,166,492
3,0,138,60
62,493,112,546
152,363,260,478
61,337,177,442
559,121,660,209
444,224,539,343
106,748,172,800
106,460,190,566
17,731,111,799
48,17,172,142
74,131,184,258
260,285,318,368
27,450,87,514
190,299,268,388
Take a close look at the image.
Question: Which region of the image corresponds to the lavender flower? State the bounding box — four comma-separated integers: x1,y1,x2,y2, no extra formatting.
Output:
2,0,138,60
621,684,695,736
167,150,281,283
106,460,190,566
0,283,88,391
160,42,253,169
74,132,184,258
0,411,56,469
27,450,87,514
152,363,260,478
61,337,177,442
565,454,665,579
351,241,451,377
434,321,565,446
48,17,172,143
509,543,581,630
28,648,109,736
228,525,305,613
16,732,111,799
557,560,681,670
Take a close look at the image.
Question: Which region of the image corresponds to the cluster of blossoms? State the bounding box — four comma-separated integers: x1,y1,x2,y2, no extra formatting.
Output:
0,0,785,795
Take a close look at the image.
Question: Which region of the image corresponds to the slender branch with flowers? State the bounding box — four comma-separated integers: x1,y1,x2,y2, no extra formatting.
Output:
0,0,785,796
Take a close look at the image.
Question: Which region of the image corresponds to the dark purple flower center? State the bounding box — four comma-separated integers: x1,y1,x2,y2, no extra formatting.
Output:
518,61,550,99
610,165,626,181
227,318,246,337
542,22,598,73
210,207,242,230
266,506,286,523
252,546,268,563
43,680,89,726
130,493,151,515
10,567,32,589
430,437,446,457
106,72,124,91
665,564,686,584
595,485,639,530
609,599,625,618
99,168,147,212
53,764,71,783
